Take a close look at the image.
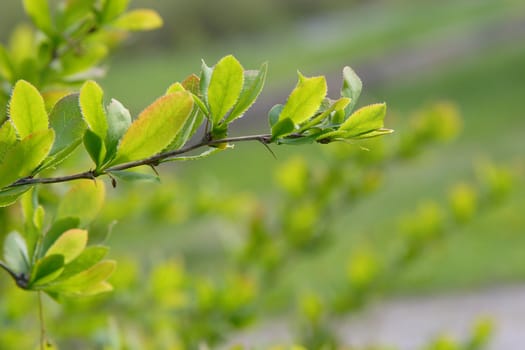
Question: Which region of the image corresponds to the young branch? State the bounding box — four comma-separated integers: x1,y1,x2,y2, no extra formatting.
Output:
8,133,275,188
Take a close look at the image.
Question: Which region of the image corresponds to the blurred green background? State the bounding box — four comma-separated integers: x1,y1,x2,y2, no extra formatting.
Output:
1,0,525,344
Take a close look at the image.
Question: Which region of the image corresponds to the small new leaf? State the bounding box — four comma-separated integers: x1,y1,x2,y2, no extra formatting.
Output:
339,103,387,137
112,9,163,31
279,72,327,125
80,80,107,139
341,66,363,115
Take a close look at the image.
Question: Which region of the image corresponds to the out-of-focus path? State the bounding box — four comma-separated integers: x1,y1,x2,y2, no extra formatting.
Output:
227,284,525,349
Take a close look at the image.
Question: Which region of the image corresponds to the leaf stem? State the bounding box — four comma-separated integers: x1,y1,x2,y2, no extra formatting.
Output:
38,291,47,350
7,133,277,188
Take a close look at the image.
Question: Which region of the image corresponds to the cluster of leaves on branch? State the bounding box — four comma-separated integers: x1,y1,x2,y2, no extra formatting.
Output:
0,0,391,317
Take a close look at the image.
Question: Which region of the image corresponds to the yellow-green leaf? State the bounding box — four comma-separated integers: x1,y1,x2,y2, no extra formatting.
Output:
113,91,194,163
22,0,54,35
339,103,387,137
0,121,17,161
9,80,49,138
80,80,107,139
45,229,88,264
56,181,105,226
208,55,244,124
112,9,163,31
227,62,268,123
279,72,327,125
48,260,116,296
0,129,55,189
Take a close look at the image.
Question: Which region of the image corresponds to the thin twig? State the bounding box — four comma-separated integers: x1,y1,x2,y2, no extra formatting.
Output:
7,133,281,188
38,292,47,350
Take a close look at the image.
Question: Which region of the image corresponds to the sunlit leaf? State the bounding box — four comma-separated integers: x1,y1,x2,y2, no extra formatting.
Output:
47,260,116,296
271,118,295,140
226,62,267,123
279,72,327,125
208,55,244,124
113,91,193,163
61,43,108,76
80,80,107,139
40,217,81,258
112,9,163,31
0,129,55,189
56,181,105,226
182,74,200,95
9,80,48,138
0,44,14,81
22,0,54,35
45,229,88,264
101,0,130,22
268,104,284,128
299,97,350,131
0,121,17,161
339,103,387,137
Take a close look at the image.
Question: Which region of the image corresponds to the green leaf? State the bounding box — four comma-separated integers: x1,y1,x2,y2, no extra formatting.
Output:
339,103,387,137
0,185,32,207
40,217,81,258
104,98,131,162
0,121,17,161
58,246,108,280
271,118,295,140
45,229,88,264
29,254,65,287
56,181,105,226
55,0,94,31
268,104,284,127
80,80,107,139
109,170,160,183
47,260,116,296
166,106,205,151
83,129,106,167
226,62,268,123
165,82,185,94
351,128,394,139
112,9,163,31
279,72,327,125
60,43,108,76
113,91,194,163
162,147,227,162
22,0,54,35
3,231,30,275
182,74,201,95
200,60,213,106
208,55,244,124
9,80,49,139
0,44,14,81
47,94,86,162
20,189,40,260
299,97,350,132
341,66,362,115
101,0,130,22
0,129,55,189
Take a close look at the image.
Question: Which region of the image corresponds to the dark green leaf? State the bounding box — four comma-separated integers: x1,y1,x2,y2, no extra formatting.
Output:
29,254,64,287
109,170,160,183
83,129,106,167
47,94,86,164
268,104,284,128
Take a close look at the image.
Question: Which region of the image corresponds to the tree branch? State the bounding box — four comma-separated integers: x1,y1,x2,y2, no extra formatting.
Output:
8,133,275,188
